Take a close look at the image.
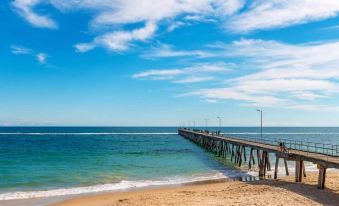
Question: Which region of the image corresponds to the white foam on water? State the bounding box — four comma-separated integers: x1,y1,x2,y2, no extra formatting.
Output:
0,172,239,201
1,163,336,201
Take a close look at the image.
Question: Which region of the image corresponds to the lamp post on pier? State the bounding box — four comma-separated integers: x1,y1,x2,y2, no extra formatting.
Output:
256,109,263,141
217,116,222,128
204,118,209,130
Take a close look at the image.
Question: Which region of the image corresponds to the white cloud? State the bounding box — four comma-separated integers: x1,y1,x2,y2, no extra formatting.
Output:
75,21,157,52
167,21,186,32
36,53,47,64
227,0,339,33
74,43,95,53
213,0,245,16
12,0,57,29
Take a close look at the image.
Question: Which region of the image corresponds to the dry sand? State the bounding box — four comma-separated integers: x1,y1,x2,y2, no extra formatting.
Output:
51,172,339,206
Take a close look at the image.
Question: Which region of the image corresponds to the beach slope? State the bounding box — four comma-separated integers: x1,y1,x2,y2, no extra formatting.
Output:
52,172,339,206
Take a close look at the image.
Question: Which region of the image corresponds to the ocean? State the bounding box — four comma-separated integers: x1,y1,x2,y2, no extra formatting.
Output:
0,127,338,205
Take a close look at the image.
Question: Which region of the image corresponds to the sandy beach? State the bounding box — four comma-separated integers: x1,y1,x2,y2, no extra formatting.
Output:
51,171,339,206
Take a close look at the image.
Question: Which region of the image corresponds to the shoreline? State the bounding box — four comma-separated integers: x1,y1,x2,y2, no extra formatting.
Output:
0,163,335,205
50,171,339,206
0,174,257,206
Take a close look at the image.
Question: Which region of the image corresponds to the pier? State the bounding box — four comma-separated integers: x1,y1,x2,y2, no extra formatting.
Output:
178,128,339,189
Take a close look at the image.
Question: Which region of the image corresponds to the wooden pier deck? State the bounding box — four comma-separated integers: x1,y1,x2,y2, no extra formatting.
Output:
178,128,339,189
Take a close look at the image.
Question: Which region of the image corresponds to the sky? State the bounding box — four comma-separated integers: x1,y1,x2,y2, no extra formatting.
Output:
2,0,339,126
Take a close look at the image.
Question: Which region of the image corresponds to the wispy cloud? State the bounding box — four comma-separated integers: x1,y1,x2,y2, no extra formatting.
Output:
173,76,215,84
135,38,339,111
75,21,157,52
133,62,231,83
36,53,47,64
186,87,287,107
167,21,187,32
322,24,339,31
133,69,184,80
12,0,57,29
10,44,49,64
141,43,215,59
226,0,339,33
11,45,32,54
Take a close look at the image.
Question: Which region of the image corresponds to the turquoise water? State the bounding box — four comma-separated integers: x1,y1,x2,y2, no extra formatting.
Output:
0,127,338,201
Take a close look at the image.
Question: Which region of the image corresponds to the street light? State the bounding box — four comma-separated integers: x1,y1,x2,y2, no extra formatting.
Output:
217,116,222,128
256,109,263,140
204,118,209,129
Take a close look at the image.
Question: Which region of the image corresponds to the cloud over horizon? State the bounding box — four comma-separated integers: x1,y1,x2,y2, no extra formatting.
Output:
134,38,339,111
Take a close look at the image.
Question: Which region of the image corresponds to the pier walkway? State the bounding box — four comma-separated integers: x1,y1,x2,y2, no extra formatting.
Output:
178,128,339,189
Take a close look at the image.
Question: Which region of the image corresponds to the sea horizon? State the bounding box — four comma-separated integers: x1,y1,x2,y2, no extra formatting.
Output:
2,126,339,127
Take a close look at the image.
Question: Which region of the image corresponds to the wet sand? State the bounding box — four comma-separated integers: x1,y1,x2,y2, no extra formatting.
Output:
51,171,339,206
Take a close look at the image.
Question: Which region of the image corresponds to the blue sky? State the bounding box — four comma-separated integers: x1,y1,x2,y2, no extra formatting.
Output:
2,0,339,126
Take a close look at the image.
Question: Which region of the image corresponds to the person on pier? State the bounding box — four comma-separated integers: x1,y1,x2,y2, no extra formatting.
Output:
279,142,287,152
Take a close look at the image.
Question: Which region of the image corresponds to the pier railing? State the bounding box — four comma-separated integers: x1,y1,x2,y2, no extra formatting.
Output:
184,129,339,157
226,134,339,157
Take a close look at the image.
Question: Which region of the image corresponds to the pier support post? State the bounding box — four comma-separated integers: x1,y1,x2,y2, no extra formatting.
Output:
274,157,279,179
235,145,239,164
248,148,254,169
231,144,235,162
243,146,247,162
284,159,289,176
317,165,327,189
218,141,222,157
259,151,267,177
257,150,262,167
238,145,243,166
266,153,271,171
295,160,303,182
